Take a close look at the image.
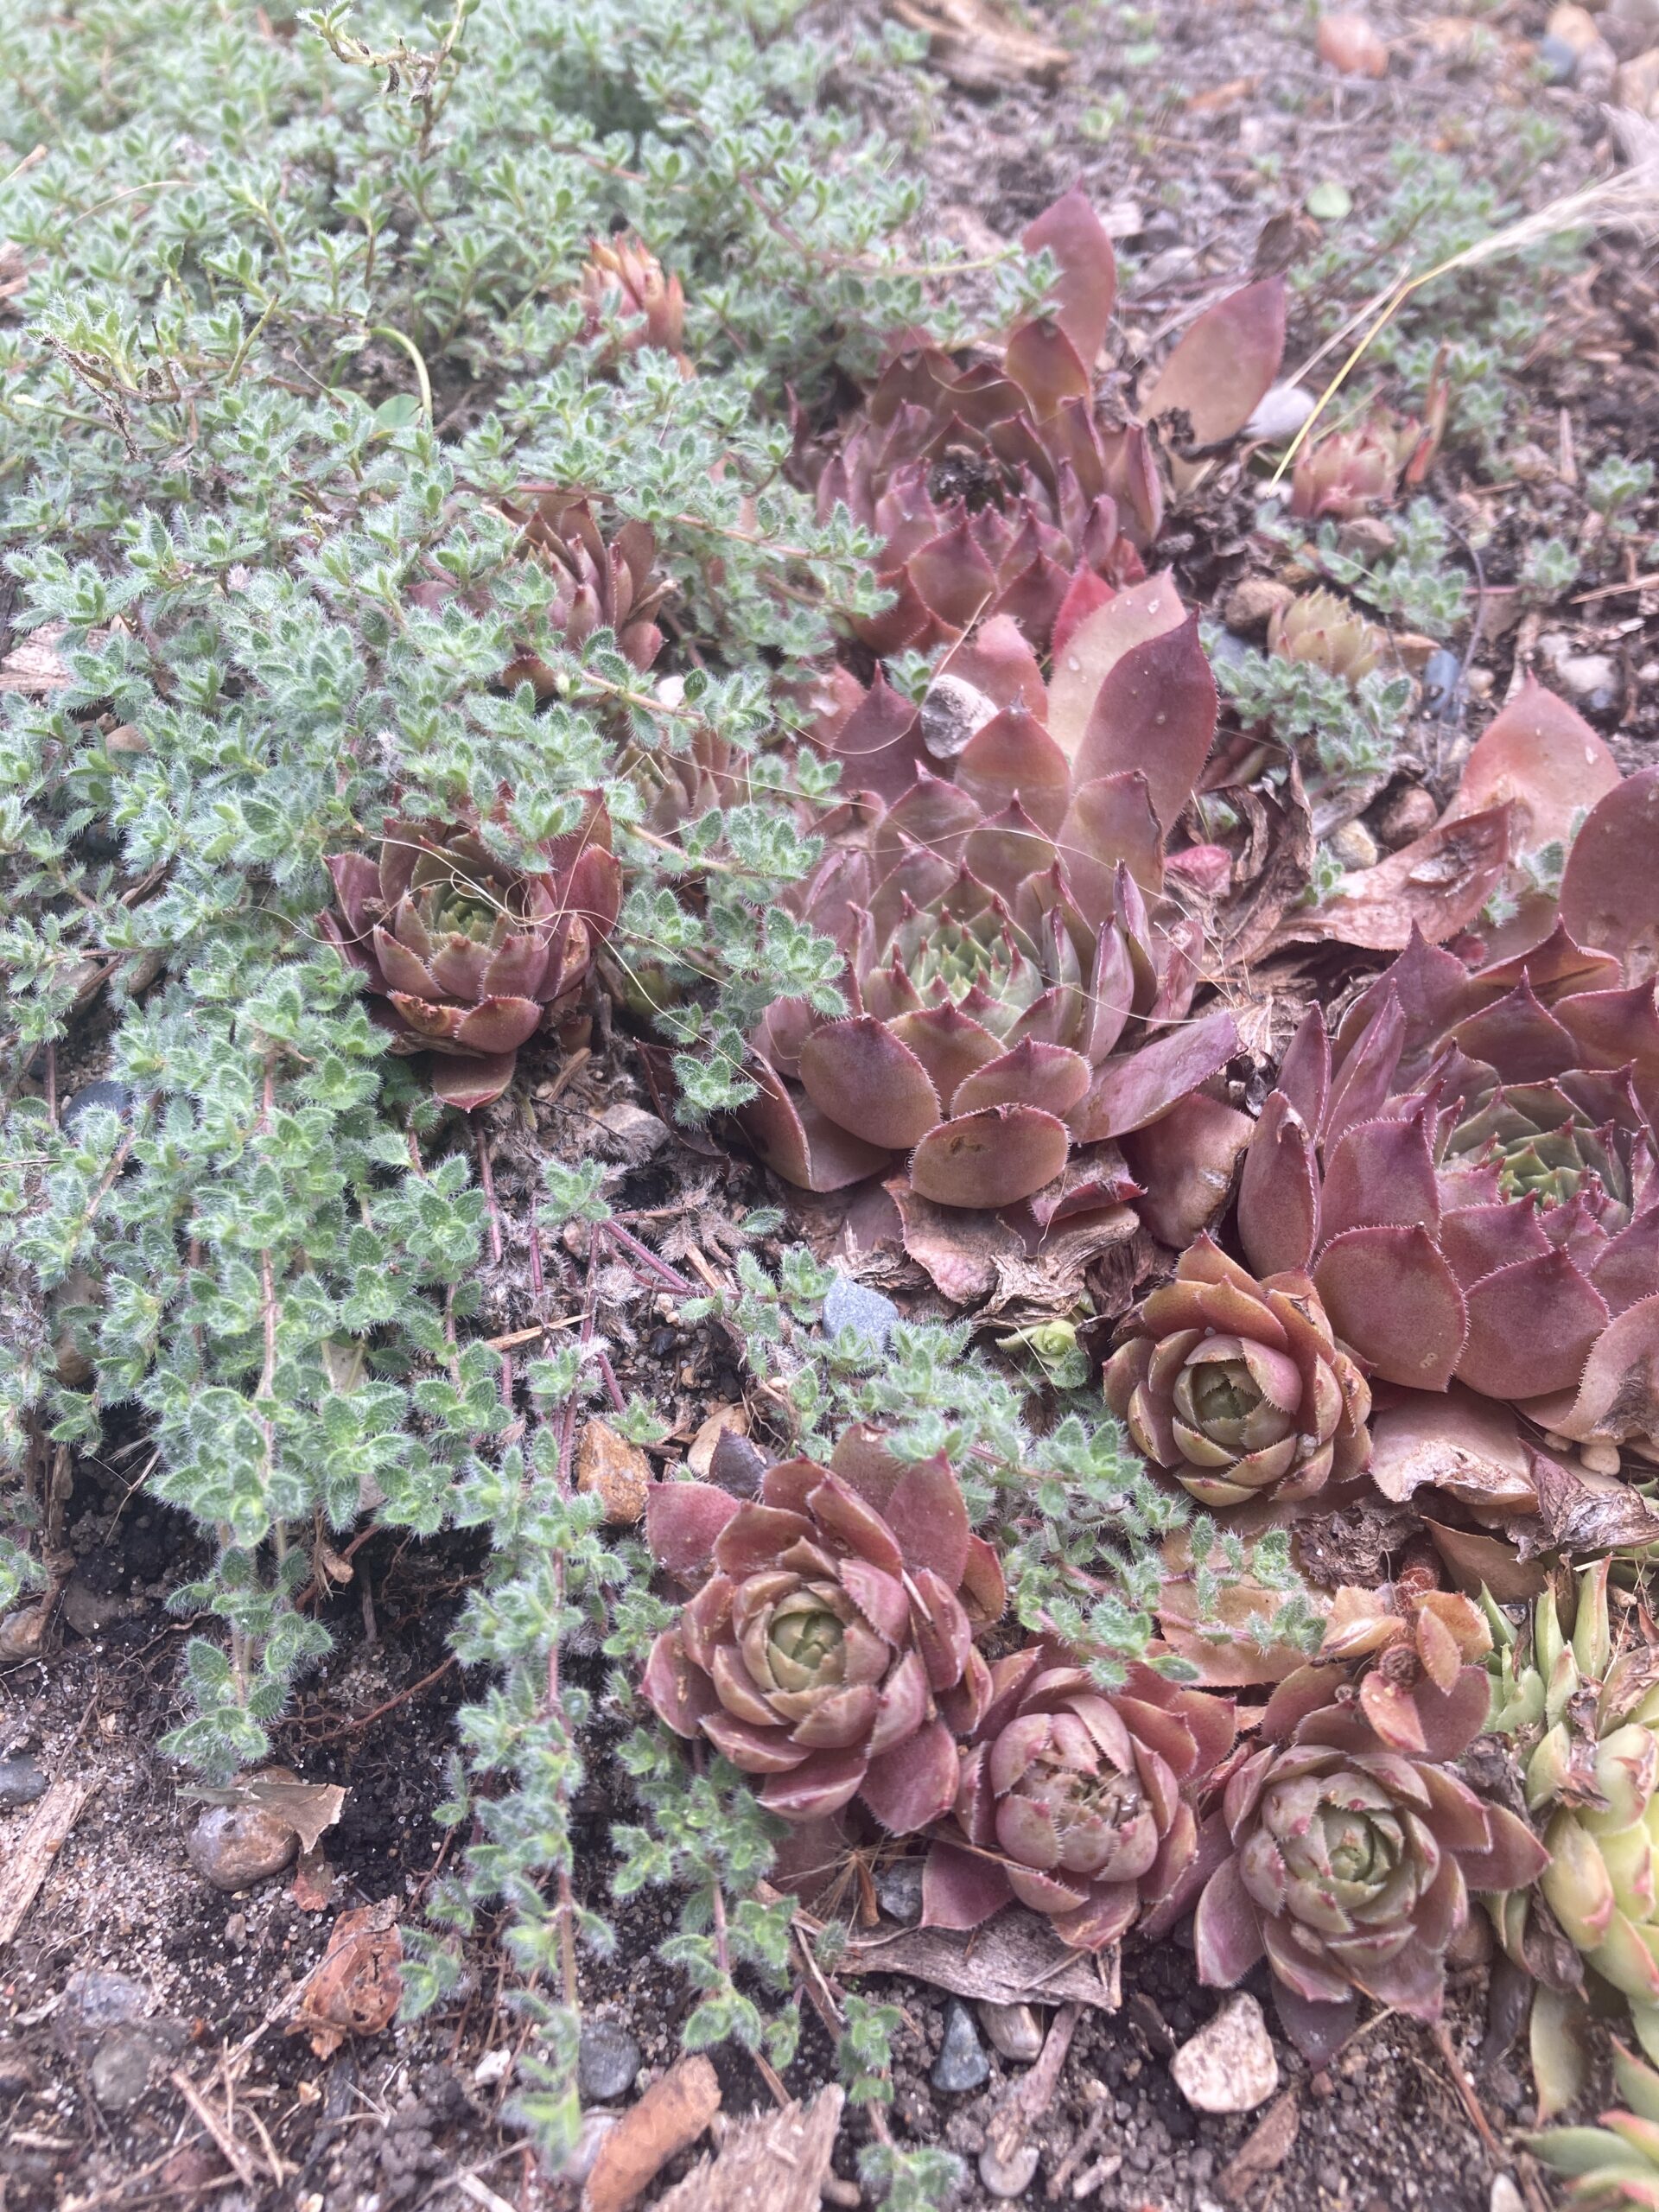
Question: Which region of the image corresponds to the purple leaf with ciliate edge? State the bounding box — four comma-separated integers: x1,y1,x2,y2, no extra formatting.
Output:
1313,1224,1467,1389
908,1104,1072,1210
1046,573,1189,760
645,1481,741,1578
1072,615,1217,833
1236,1091,1320,1277
922,1839,1016,1931
1141,276,1287,448
1559,763,1659,969
1075,1009,1237,1141
860,1719,961,1834
1022,186,1117,368
798,1017,942,1149
1456,1249,1611,1402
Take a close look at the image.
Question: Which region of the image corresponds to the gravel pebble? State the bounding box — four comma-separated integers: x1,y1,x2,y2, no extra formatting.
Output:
931,1999,989,2093
185,1803,299,1892
875,1859,925,1924
1170,1992,1280,2113
577,2018,642,2103
979,2140,1040,2196
0,1753,49,1808
823,1273,899,1352
977,2001,1044,2063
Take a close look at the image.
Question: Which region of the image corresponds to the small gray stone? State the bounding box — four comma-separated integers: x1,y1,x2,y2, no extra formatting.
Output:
979,2140,1040,2196
186,1804,298,1892
1535,31,1578,79
1171,1992,1280,2114
60,1575,123,1637
920,674,997,762
90,2024,164,2110
0,1753,48,1809
0,2039,36,2097
577,2019,641,2103
1209,628,1253,671
823,1273,899,1354
64,1969,149,2030
595,1102,669,1165
549,2109,616,2184
1421,648,1464,718
61,1080,136,1135
977,2001,1044,2063
1557,652,1618,711
875,1859,925,1925
931,1999,990,2094
1141,245,1199,289
1491,2178,1526,2212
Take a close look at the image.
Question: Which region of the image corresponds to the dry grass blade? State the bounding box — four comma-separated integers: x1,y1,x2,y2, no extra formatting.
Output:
1273,152,1659,485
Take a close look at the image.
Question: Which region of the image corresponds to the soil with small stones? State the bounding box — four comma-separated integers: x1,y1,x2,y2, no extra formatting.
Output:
7,3,1659,2209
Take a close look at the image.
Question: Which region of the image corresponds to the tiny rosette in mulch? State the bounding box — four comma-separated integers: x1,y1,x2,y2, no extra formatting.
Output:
1193,1660,1549,2063
919,1643,1235,1951
1239,772,1659,1462
1103,1237,1371,1509
321,804,621,1110
641,1433,1004,1831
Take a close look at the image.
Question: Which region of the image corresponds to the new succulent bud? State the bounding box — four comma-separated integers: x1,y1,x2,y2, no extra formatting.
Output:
1103,1238,1371,1508
579,233,685,359
1288,424,1400,521
1268,587,1382,683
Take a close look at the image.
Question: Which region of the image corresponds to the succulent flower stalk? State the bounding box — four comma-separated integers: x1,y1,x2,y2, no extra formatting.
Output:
1103,1237,1371,1509
1487,1562,1659,2095
921,1643,1235,1949
321,805,621,1109
641,1430,1004,1832
1529,2043,1659,2209
1193,1659,1549,2060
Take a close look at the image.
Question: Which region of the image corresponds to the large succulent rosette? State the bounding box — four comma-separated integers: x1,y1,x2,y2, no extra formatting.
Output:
798,188,1285,660
1103,1238,1371,1509
641,1432,1004,1832
921,1643,1235,1950
1193,1661,1549,2060
1238,774,1659,1459
742,598,1246,1222
321,805,621,1109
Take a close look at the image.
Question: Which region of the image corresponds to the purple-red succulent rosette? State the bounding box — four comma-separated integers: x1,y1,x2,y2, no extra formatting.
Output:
321,803,621,1111
743,599,1248,1236
640,1433,1004,1834
1192,1662,1549,2062
796,188,1285,664
1103,1236,1371,1509
1237,830,1659,1459
920,1643,1236,1951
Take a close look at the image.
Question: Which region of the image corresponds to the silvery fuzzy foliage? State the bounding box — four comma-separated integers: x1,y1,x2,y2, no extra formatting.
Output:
0,0,978,1764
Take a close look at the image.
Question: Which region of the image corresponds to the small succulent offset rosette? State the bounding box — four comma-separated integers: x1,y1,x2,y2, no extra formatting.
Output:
1193,1660,1549,2062
641,1432,1004,1834
321,802,621,1110
1103,1238,1372,1509
921,1643,1235,1951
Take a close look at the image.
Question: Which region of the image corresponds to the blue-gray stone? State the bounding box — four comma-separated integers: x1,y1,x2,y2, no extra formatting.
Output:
876,1859,925,1925
1535,34,1578,83
0,1754,48,1809
577,2018,641,2103
823,1273,899,1353
1210,628,1253,671
61,1080,135,1135
1421,649,1463,718
932,1999,990,2094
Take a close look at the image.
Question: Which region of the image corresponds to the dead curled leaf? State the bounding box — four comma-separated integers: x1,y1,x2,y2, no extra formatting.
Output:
887,0,1071,89
889,1179,1138,1313
288,1900,402,2059
584,2053,722,2212
841,1910,1121,2012
178,1776,346,1856
1219,2091,1300,2202
1264,801,1516,952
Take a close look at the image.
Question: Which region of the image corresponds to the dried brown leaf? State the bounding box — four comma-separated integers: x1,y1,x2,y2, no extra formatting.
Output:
842,1911,1121,2011
653,2086,843,2212
887,0,1071,88
585,2054,722,2212
180,1777,346,1855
